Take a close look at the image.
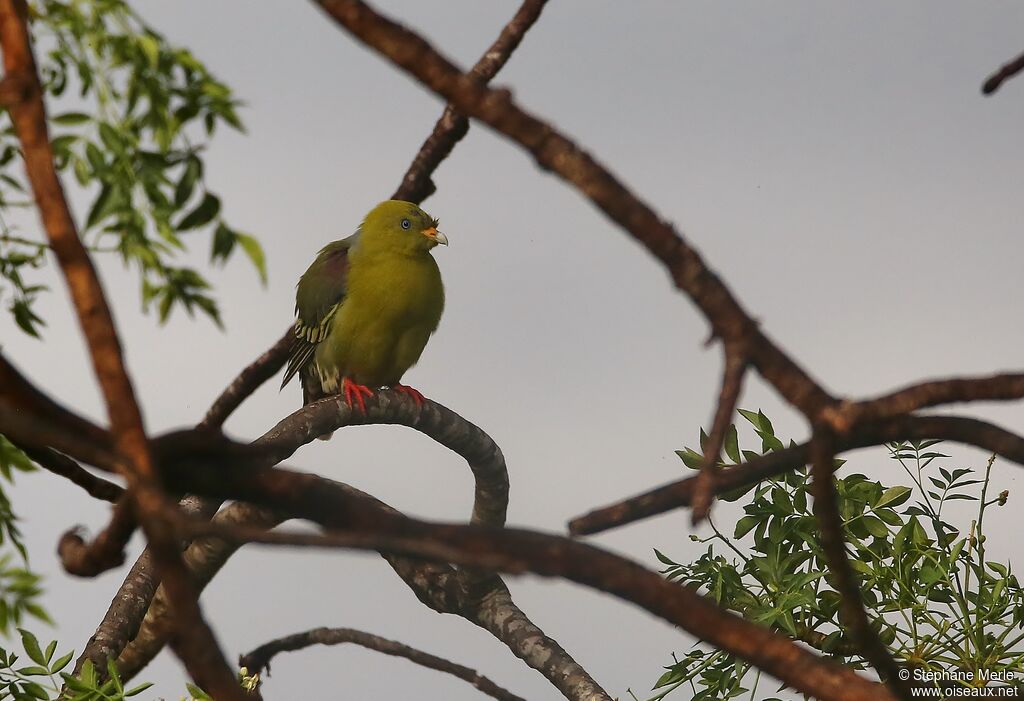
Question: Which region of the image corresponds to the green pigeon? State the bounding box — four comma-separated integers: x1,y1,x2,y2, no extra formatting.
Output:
281,200,447,419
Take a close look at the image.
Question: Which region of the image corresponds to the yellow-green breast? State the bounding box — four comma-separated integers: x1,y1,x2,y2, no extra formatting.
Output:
315,246,444,390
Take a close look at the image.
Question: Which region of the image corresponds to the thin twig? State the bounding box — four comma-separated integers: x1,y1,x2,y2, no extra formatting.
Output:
201,329,293,430
568,414,1024,536
392,0,548,203
982,48,1024,95
691,342,747,523
240,627,527,701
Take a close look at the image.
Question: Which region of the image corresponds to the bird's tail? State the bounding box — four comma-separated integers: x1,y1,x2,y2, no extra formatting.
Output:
301,369,334,441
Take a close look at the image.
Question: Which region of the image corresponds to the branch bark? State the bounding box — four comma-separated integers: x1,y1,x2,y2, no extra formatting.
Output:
164,461,894,701
0,2,245,694
240,627,527,701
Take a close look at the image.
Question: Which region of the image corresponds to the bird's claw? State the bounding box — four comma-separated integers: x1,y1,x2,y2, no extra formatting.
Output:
393,383,425,406
342,377,374,413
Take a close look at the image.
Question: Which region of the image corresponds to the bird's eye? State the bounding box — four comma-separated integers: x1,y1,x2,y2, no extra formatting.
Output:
401,218,411,230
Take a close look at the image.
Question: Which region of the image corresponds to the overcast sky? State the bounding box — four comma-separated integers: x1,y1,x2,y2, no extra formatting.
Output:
4,1,1024,699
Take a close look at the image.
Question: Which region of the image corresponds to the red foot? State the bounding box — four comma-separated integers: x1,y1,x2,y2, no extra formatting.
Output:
393,383,425,406
342,377,374,413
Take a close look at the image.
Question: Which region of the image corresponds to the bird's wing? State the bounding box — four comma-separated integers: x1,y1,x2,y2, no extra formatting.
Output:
281,233,358,389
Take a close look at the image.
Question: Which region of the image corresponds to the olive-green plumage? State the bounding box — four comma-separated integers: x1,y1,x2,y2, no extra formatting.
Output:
282,200,447,406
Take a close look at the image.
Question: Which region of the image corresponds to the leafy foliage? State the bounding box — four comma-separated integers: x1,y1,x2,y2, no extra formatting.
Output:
644,412,1022,700
0,0,265,335
0,438,46,636
0,629,152,700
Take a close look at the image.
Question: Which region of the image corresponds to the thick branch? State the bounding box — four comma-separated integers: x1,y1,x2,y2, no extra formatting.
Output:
120,489,611,701
392,0,548,203
240,627,527,701
166,462,893,701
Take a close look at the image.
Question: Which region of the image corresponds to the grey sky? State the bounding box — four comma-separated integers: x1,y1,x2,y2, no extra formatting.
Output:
3,1,1024,699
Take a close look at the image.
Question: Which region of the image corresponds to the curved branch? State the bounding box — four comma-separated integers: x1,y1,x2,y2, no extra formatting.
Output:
258,391,508,527
120,488,611,701
167,462,894,701
569,414,1024,535
240,627,527,701
21,446,123,503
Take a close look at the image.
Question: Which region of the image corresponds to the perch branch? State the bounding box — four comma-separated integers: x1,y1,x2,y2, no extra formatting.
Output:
21,446,123,503
240,627,527,701
121,487,611,701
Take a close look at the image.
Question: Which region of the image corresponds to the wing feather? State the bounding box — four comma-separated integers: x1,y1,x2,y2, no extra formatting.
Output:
280,234,357,389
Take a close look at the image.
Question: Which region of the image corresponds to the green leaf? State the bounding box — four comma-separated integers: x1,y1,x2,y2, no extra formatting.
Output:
124,682,153,697
176,192,220,230
51,112,91,125
875,485,912,509
17,629,44,666
734,515,759,539
235,232,267,284
49,650,73,674
723,424,740,464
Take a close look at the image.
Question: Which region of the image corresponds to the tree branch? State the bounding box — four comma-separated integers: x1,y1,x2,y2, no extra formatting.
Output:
982,47,1024,95
240,627,527,701
201,329,293,430
164,462,894,701
691,342,747,523
569,414,1024,535
0,2,244,694
392,0,548,203
808,431,911,699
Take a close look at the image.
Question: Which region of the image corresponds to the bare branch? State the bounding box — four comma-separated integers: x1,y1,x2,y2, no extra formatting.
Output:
808,431,911,699
569,414,1024,535
240,627,527,701
21,446,123,503
983,48,1024,95
392,0,548,203
691,342,747,523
